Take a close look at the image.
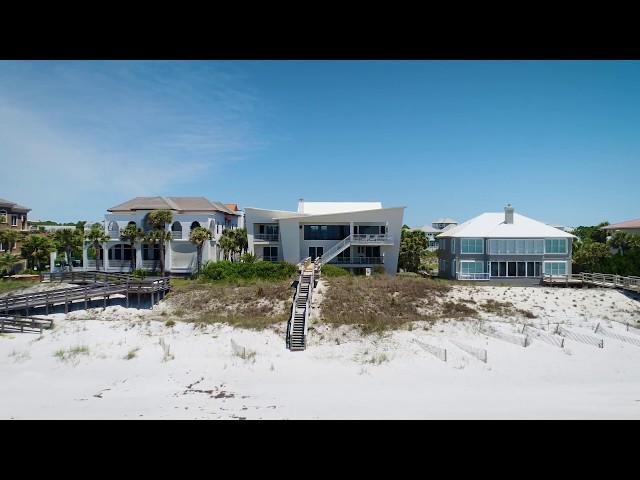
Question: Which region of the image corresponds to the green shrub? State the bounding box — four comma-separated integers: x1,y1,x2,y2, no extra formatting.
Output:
373,265,386,275
132,268,147,280
241,253,257,263
320,264,351,277
199,260,297,282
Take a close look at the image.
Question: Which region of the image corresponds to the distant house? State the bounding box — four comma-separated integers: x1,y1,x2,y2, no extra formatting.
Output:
437,204,576,280
82,196,242,274
0,198,30,258
245,199,404,275
414,218,459,251
601,218,640,236
0,198,30,233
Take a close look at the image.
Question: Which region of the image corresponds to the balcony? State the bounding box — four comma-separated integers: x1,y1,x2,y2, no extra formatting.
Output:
456,272,490,281
329,256,384,265
171,231,183,240
254,233,279,242
350,234,394,245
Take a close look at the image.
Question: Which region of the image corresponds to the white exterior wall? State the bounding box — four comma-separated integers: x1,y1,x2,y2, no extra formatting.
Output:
246,206,405,275
84,210,240,274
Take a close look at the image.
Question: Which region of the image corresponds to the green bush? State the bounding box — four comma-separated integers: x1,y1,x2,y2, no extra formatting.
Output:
132,268,147,280
199,260,297,282
373,265,386,275
320,264,351,277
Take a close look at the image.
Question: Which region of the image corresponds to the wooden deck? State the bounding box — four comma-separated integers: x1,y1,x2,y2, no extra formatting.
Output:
2,271,171,316
542,273,640,293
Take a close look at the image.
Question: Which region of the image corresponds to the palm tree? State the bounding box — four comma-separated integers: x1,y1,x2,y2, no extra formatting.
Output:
0,253,21,276
189,226,212,275
53,228,82,271
147,209,173,275
608,231,635,256
20,235,55,271
120,223,144,272
85,223,110,271
234,228,248,257
1,230,19,253
143,230,171,275
218,229,236,261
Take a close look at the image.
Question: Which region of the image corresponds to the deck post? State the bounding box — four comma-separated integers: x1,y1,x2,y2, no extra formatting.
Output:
103,294,107,310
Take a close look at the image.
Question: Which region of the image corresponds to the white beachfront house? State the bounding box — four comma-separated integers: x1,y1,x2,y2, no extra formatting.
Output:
414,217,459,251
82,197,241,274
437,204,576,280
245,200,405,275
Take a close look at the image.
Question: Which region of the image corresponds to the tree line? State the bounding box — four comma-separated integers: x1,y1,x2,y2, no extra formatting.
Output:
572,222,640,276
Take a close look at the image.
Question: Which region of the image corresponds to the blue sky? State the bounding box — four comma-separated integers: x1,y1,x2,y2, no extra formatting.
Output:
1,60,639,227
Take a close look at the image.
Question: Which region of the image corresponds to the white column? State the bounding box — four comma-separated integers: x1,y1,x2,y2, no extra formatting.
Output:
82,243,89,271
50,251,58,272
350,221,354,235
135,243,143,269
165,240,171,274
102,243,110,271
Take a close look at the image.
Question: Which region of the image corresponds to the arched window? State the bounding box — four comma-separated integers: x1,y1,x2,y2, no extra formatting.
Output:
108,221,119,232
190,221,201,230
171,221,183,239
0,209,6,223
127,221,137,228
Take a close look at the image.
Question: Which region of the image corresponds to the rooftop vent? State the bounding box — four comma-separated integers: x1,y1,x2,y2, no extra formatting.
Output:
504,204,514,224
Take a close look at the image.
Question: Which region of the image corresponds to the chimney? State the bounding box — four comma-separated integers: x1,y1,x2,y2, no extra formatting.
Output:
297,198,305,213
504,204,514,224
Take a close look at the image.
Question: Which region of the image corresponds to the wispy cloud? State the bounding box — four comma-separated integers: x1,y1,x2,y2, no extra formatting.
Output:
0,61,264,220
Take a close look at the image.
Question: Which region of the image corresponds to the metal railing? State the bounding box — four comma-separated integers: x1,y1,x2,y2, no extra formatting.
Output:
262,256,278,262
254,233,279,241
351,233,393,243
457,272,491,281
171,231,183,239
330,256,384,265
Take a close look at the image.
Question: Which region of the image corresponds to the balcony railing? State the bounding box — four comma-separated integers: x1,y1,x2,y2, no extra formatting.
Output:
262,256,278,262
456,272,490,281
108,230,120,239
350,234,393,243
171,231,183,240
254,233,279,241
330,256,384,265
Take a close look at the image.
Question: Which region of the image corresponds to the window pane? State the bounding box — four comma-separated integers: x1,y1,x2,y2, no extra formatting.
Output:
517,262,526,276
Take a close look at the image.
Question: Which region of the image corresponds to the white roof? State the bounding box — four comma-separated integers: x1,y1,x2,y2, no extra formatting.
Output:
415,225,441,233
297,201,383,215
437,212,577,239
433,217,458,224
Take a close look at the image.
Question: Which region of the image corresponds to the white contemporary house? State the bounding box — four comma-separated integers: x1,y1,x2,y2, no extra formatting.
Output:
437,204,576,280
245,199,405,275
414,217,459,251
82,197,242,274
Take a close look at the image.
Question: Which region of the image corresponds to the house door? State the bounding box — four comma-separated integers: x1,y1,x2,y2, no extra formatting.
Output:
309,246,324,260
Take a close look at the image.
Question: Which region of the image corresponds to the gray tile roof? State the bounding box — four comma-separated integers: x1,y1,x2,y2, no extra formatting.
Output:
108,196,236,215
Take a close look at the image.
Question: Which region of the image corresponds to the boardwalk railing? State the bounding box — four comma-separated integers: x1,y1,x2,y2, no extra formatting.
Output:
542,272,640,293
0,314,54,333
3,271,171,315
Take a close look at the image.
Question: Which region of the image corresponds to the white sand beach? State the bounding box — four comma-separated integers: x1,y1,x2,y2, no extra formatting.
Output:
2,284,640,419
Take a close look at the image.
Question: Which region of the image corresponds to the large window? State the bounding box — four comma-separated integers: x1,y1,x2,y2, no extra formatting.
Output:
354,225,385,235
143,244,161,260
303,225,349,241
262,246,278,262
461,238,483,254
461,261,484,274
545,239,567,254
544,261,567,276
489,239,544,254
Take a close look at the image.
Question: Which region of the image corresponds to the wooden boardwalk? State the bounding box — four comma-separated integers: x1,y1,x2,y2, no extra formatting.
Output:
2,271,171,316
542,272,640,293
0,314,53,334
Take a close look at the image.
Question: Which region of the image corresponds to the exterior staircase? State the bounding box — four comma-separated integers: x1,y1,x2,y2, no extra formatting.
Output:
287,257,320,351
318,233,394,265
